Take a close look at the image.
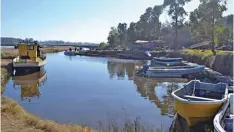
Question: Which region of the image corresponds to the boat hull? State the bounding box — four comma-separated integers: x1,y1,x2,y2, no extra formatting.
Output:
151,60,182,66
145,66,205,78
174,98,223,126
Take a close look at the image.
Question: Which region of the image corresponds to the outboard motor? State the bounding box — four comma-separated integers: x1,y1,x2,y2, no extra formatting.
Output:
142,64,149,74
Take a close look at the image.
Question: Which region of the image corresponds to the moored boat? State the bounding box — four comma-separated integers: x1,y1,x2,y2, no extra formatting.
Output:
64,50,79,56
152,57,182,66
13,40,46,75
138,65,205,78
214,93,233,132
172,80,228,126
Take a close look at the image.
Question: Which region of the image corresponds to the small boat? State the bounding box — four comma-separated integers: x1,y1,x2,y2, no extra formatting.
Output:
214,93,233,132
152,57,182,66
141,65,205,78
64,50,78,56
172,80,228,126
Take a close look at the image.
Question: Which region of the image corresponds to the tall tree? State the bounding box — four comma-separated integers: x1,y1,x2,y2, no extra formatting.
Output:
127,22,137,43
189,0,227,54
163,0,191,50
138,6,163,41
117,23,128,46
107,27,120,47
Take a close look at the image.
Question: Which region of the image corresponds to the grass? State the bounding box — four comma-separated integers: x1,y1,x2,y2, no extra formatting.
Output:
1,51,18,59
1,68,9,94
181,49,233,57
1,96,164,132
41,46,71,53
1,97,94,132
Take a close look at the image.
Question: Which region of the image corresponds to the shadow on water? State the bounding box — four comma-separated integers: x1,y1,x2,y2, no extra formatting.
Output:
12,69,47,102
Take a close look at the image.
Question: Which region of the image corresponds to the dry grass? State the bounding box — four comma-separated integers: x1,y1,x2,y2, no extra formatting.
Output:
1,97,94,132
1,48,18,59
181,49,233,57
41,46,72,53
1,46,71,59
1,68,9,94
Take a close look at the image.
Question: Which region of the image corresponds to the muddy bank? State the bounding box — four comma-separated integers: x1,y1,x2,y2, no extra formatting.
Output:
166,52,233,76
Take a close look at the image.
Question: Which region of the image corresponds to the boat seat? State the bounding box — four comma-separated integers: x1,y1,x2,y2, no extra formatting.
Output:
184,95,220,101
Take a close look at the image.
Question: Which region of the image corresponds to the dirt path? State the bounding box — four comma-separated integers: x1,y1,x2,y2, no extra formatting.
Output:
1,113,43,132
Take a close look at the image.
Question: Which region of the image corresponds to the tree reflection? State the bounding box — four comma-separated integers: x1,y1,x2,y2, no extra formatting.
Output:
107,60,144,80
12,70,47,102
133,76,187,116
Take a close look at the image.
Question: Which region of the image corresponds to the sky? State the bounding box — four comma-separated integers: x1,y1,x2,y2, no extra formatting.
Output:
1,0,233,43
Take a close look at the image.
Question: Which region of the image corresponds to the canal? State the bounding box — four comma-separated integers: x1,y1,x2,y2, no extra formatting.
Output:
3,52,188,131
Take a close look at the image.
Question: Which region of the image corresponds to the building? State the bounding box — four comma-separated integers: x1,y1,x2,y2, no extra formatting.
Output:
189,41,211,49
128,40,166,50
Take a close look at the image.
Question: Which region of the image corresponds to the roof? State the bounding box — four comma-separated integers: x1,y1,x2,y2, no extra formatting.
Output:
135,40,166,44
190,41,211,49
135,40,149,44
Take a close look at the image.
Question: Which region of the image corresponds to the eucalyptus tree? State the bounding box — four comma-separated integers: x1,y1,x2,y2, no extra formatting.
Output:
163,0,191,49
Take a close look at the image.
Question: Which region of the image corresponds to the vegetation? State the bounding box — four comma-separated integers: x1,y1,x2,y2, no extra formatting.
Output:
187,0,229,54
1,51,18,59
1,68,9,94
181,49,233,57
99,42,106,49
107,5,163,47
163,0,191,50
106,0,232,54
1,97,94,132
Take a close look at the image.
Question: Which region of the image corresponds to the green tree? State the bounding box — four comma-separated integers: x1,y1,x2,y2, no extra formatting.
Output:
127,22,137,43
137,6,162,41
117,23,128,46
163,0,191,50
107,27,120,47
99,42,106,49
189,0,227,54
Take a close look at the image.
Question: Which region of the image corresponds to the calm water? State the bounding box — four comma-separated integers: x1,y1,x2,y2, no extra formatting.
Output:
0,46,15,48
3,52,188,131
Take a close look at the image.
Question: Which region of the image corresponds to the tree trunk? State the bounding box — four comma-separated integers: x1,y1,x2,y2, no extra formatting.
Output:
175,16,178,50
211,0,216,55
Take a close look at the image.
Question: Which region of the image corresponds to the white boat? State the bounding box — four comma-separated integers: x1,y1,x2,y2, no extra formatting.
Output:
145,65,205,78
152,57,182,66
214,93,233,132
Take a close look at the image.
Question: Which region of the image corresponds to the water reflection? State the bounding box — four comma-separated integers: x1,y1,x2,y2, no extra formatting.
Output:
107,60,144,80
12,70,47,102
106,59,188,116
133,77,187,116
